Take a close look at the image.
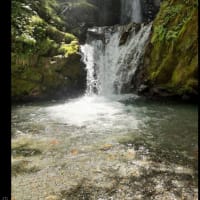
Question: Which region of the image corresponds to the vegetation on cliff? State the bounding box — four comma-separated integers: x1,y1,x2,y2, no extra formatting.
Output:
12,0,198,101
57,0,121,40
142,0,198,98
12,0,86,101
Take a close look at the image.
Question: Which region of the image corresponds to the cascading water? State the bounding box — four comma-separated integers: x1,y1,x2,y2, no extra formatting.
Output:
80,0,152,97
120,0,143,24
81,23,152,96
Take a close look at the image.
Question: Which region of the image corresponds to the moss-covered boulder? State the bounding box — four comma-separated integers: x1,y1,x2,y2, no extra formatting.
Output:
12,0,86,102
135,0,198,100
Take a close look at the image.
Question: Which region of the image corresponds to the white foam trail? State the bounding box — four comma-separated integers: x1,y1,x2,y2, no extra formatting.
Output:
46,95,140,129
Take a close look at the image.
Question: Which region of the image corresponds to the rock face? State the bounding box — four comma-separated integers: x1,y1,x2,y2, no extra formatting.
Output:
134,0,198,100
120,0,161,24
12,0,86,102
88,0,121,26
58,0,121,42
141,0,161,22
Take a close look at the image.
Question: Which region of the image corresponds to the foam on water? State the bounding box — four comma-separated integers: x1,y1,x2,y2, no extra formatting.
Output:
45,95,140,129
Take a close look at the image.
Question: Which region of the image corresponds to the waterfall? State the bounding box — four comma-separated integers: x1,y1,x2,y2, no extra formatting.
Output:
120,0,142,24
81,23,152,96
80,0,152,96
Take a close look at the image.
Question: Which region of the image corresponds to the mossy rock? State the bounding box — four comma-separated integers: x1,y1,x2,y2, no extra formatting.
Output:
140,0,198,98
11,0,86,102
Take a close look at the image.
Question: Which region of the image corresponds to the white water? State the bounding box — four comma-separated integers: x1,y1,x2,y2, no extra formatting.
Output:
53,14,153,129
45,1,152,132
45,95,140,129
120,0,143,23
43,0,152,131
81,23,152,96
80,0,151,96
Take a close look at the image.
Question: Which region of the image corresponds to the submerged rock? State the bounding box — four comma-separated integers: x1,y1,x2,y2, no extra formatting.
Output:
45,195,59,200
99,144,113,151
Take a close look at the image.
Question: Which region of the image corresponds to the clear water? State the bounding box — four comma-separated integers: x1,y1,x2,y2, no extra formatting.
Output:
12,95,198,199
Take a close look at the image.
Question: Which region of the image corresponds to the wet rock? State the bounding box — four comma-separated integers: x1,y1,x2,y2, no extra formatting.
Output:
94,166,102,173
182,95,191,101
16,130,25,135
12,159,39,176
87,28,105,42
12,147,42,157
99,144,113,151
137,0,198,100
70,149,79,155
125,149,136,159
45,195,59,200
119,31,130,46
119,23,141,46
151,87,173,97
141,0,160,22
138,84,149,93
134,23,142,34
49,139,60,145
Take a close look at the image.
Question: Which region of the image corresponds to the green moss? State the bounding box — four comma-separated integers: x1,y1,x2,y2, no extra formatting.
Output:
35,37,58,55
65,33,77,43
151,25,167,42
12,145,42,157
12,78,40,97
31,15,44,24
145,0,198,97
46,25,77,44
16,33,36,45
58,42,79,57
12,160,40,176
11,0,85,101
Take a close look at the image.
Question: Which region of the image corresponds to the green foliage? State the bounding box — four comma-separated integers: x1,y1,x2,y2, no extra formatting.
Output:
31,0,64,28
58,42,79,57
166,30,178,41
65,33,77,44
16,33,36,45
151,1,196,43
151,25,167,42
146,0,198,96
11,0,82,100
35,38,58,55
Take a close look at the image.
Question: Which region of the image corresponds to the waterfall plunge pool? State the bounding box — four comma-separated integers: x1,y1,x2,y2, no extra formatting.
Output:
12,94,198,199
